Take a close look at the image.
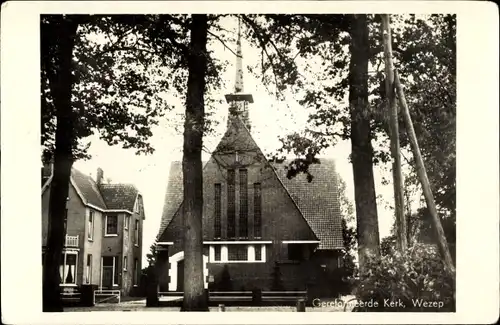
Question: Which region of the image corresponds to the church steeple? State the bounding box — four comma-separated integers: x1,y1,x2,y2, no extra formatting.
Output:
225,16,253,131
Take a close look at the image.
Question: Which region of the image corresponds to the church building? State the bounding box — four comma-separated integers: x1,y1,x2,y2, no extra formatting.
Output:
155,22,344,295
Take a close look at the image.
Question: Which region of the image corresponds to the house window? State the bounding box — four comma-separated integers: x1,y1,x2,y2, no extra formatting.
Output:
105,215,118,236
124,215,130,230
134,219,139,245
134,198,139,213
59,251,78,285
88,211,94,240
227,169,236,238
86,254,92,284
214,245,221,261
133,258,139,286
239,169,248,238
214,183,222,238
254,183,262,238
255,245,262,261
287,244,304,261
228,245,248,261
102,256,119,287
123,256,128,271
114,256,119,286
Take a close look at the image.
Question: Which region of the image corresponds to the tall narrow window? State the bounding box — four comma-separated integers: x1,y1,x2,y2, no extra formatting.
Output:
88,211,94,240
254,183,262,238
255,245,262,261
227,169,236,238
59,252,78,285
214,245,221,261
102,256,115,288
124,215,130,230
214,183,222,238
239,169,248,238
105,215,118,236
123,256,128,271
133,259,139,285
134,219,139,245
86,254,92,284
113,256,119,286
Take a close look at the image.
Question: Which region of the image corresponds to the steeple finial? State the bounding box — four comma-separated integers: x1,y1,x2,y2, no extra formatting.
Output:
225,15,254,132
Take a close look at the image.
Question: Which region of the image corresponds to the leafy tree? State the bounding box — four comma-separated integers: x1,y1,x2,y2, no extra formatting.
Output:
146,238,158,266
240,14,382,272
181,14,210,312
41,15,168,311
42,15,172,161
337,174,357,281
41,14,231,311
41,15,84,312
240,14,456,273
395,14,456,219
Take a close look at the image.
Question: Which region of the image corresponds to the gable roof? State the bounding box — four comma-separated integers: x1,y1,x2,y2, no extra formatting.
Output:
157,117,343,250
99,183,139,211
158,161,183,239
42,166,141,215
271,160,343,250
71,168,107,209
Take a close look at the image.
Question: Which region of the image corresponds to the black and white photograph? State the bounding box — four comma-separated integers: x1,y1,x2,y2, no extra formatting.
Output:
1,1,499,324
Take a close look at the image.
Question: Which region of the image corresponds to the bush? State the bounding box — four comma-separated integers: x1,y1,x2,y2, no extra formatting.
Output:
353,243,455,312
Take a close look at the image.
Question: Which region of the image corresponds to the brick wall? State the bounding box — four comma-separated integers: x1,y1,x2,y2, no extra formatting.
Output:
42,183,87,285
83,207,103,286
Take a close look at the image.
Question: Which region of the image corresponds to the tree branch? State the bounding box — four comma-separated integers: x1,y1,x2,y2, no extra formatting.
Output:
207,30,238,57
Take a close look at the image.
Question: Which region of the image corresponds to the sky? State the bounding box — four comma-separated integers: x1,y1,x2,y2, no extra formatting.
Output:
72,16,419,266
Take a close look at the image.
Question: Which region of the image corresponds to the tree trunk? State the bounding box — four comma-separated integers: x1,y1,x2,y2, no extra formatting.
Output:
394,70,456,278
380,14,407,254
42,16,79,312
348,15,381,272
182,14,209,312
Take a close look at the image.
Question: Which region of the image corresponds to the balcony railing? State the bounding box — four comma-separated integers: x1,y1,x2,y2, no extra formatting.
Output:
65,235,79,247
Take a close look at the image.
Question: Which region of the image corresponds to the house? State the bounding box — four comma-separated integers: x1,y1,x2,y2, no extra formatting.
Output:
154,24,344,296
41,165,144,297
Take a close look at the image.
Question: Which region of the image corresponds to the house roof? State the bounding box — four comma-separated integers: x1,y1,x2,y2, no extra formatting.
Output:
271,160,343,250
42,166,140,214
158,161,183,239
71,168,107,209
99,183,139,211
157,118,344,250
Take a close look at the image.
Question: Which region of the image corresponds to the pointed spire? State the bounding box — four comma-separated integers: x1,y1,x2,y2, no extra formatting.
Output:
234,17,244,93
225,15,254,132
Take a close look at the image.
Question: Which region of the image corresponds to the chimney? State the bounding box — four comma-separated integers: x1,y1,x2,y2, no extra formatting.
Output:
96,168,104,185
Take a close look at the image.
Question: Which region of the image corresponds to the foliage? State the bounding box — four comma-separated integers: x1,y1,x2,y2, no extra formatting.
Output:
337,174,357,287
380,234,397,256
353,243,455,312
41,14,228,162
383,207,456,259
41,15,172,161
146,238,158,266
